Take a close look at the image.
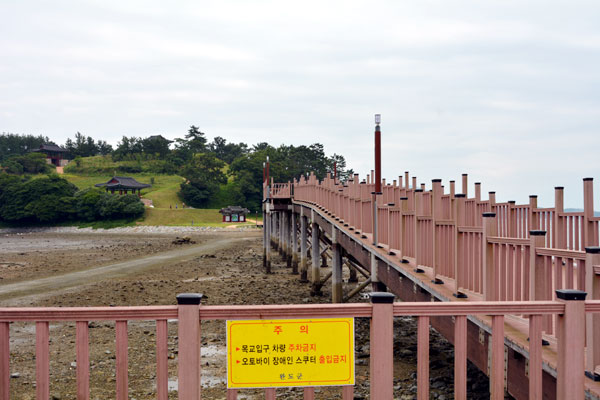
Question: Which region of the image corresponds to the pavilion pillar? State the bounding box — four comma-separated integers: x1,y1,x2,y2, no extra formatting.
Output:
291,211,298,274
300,211,309,282
332,227,343,303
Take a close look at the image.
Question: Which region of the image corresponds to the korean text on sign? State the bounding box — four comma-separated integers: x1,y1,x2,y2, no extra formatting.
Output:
227,318,354,388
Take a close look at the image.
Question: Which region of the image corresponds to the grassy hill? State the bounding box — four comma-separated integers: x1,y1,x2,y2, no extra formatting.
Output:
62,172,259,227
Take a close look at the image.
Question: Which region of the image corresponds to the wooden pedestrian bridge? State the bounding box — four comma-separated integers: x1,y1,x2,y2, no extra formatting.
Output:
2,172,600,399
263,169,600,400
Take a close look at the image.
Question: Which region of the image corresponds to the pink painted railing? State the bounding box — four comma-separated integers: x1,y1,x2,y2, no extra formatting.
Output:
271,182,291,199
290,174,599,301
284,172,600,377
2,293,596,399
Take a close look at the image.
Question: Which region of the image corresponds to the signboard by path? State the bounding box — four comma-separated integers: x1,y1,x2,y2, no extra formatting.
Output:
227,318,354,388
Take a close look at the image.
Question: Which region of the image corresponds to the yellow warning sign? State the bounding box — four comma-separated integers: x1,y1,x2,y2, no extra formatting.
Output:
227,318,354,388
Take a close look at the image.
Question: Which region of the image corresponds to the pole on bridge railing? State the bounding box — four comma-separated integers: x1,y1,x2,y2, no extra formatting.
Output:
584,178,596,247
586,247,600,380
414,189,424,272
454,194,467,298
556,289,586,400
177,293,203,400
529,195,538,231
462,174,468,198
475,182,481,201
482,212,497,300
373,114,382,246
554,187,565,248
370,292,395,399
529,231,546,302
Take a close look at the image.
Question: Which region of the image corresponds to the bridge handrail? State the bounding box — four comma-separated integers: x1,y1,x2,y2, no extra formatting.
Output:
1,297,592,399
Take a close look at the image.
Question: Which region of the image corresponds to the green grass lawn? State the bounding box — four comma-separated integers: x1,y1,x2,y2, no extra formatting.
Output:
63,173,184,208
140,208,260,227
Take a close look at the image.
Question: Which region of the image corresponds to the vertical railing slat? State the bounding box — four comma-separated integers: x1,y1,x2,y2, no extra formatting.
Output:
0,322,8,400
156,319,168,400
265,387,276,399
36,321,50,400
303,387,315,399
342,385,354,399
76,321,90,400
226,388,238,399
116,320,128,400
491,315,504,400
417,316,429,400
454,315,467,400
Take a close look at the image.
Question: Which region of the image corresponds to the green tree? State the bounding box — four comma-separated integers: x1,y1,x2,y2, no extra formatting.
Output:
185,125,207,154
1,152,53,175
142,135,172,158
0,133,51,162
179,152,226,207
0,174,77,222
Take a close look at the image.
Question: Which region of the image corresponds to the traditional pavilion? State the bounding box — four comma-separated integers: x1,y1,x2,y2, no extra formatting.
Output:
31,144,69,166
219,206,250,222
95,176,151,196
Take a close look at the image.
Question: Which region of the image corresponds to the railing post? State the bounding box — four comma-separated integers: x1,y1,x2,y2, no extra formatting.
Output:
370,292,394,399
177,293,203,400
554,187,565,248
0,322,8,400
529,231,547,301
529,195,538,232
482,212,497,300
475,182,481,202
586,247,600,380
414,189,423,271
489,191,496,213
462,173,468,198
584,178,596,247
454,194,467,298
508,200,516,237
556,289,586,400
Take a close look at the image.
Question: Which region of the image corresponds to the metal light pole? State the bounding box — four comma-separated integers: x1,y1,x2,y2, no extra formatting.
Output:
373,114,381,246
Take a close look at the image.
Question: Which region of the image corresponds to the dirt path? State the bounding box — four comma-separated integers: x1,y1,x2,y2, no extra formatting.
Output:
0,234,257,303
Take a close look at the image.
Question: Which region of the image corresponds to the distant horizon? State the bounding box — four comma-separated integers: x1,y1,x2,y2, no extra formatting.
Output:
2,1,599,210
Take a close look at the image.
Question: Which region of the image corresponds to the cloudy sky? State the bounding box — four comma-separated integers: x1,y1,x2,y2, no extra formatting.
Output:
1,1,599,208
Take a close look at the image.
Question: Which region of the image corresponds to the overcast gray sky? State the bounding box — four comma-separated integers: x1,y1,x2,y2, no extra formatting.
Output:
1,1,599,208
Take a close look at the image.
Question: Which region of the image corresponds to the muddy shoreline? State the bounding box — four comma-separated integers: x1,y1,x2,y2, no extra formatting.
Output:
1,230,490,399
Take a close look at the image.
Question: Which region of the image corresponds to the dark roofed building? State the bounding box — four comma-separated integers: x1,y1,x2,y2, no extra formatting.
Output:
95,176,151,197
31,143,69,166
219,206,250,222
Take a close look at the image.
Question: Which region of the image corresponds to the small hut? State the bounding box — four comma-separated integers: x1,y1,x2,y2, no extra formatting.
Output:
219,206,250,222
95,176,151,197
31,144,69,166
